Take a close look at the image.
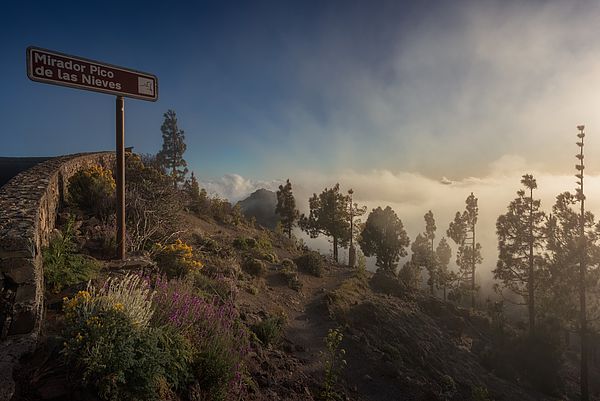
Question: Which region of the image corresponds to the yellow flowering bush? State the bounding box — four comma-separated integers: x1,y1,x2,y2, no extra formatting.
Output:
62,275,194,401
68,164,116,217
153,239,203,278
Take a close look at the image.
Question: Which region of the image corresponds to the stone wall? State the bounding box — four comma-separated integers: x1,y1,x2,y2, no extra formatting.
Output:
0,152,114,400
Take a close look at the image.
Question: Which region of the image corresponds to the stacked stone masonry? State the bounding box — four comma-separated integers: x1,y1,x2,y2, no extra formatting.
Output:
0,152,114,400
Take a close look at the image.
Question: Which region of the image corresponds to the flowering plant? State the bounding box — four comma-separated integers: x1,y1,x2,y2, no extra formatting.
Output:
153,239,203,278
68,164,116,217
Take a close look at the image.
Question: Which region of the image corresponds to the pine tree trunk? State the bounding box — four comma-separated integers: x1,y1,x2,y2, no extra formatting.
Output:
580,202,589,401
471,224,476,308
333,236,338,263
528,187,535,334
430,238,435,295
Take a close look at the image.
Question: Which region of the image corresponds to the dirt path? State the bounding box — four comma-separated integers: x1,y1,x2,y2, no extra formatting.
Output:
238,262,354,377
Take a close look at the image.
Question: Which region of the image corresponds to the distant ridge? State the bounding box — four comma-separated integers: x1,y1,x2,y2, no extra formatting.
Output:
237,188,279,229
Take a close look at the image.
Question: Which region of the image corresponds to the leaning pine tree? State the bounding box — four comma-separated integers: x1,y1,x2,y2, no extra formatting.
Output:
157,109,188,188
275,179,300,239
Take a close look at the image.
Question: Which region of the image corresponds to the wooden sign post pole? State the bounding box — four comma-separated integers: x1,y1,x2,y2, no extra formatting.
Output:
116,96,125,259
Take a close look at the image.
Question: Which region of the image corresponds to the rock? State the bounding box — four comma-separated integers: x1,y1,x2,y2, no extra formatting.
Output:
104,256,156,273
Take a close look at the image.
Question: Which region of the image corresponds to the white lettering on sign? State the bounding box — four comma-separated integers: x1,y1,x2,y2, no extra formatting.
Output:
27,47,158,101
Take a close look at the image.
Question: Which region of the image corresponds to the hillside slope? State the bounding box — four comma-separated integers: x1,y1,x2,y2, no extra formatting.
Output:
11,209,577,401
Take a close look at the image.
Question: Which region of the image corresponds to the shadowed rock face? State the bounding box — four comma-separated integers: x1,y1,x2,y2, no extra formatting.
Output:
237,188,279,229
0,157,52,188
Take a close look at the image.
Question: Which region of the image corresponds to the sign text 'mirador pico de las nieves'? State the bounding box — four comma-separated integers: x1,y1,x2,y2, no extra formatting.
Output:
27,46,158,102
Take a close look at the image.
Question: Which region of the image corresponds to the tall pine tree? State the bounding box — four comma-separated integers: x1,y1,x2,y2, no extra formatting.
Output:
494,174,545,333
275,179,300,239
157,109,188,188
424,210,438,294
347,188,367,267
447,193,482,307
435,237,454,301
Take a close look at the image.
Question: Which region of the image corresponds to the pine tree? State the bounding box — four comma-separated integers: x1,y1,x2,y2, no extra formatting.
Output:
185,172,202,213
157,109,188,188
447,193,482,307
347,188,367,267
542,192,582,327
424,211,438,294
494,174,545,333
399,260,421,289
275,179,300,239
410,233,430,287
435,237,454,301
358,206,410,274
300,183,350,262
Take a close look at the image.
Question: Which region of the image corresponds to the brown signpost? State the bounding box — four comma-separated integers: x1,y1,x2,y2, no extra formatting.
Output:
26,46,159,260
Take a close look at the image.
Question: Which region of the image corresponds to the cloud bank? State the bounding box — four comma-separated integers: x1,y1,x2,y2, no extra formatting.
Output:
200,152,600,290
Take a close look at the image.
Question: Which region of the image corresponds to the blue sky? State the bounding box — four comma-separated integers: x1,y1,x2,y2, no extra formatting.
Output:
1,0,426,177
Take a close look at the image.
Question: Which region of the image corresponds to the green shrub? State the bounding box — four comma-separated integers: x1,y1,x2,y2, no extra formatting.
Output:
68,164,115,217
471,386,493,401
280,259,302,291
295,251,324,277
188,269,238,302
192,335,238,401
233,237,257,250
153,326,195,392
43,218,99,293
261,252,279,264
233,235,272,253
251,315,285,346
321,328,347,401
193,234,233,258
245,284,259,295
255,233,273,252
281,258,296,270
439,375,457,399
242,258,266,277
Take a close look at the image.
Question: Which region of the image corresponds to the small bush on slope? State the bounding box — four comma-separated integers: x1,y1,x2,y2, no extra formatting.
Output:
43,217,99,293
295,251,324,277
153,239,203,278
251,314,286,346
242,257,266,277
68,164,115,218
